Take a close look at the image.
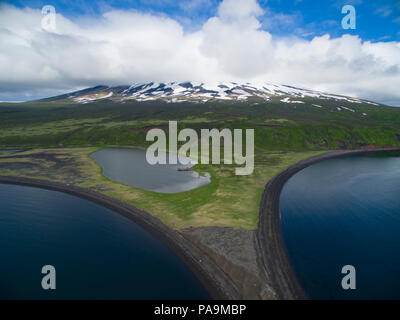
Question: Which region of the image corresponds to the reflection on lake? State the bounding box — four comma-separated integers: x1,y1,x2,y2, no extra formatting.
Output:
91,148,210,193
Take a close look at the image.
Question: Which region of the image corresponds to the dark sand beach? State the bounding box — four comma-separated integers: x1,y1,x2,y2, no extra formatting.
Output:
256,147,400,299
1,147,399,300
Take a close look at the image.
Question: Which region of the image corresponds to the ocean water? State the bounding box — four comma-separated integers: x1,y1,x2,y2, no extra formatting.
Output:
280,153,400,299
0,184,210,300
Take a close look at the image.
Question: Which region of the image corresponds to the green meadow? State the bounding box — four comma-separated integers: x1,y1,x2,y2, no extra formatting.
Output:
0,97,399,229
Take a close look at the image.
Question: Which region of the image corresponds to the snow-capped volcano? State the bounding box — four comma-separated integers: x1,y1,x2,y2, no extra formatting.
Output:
64,81,379,105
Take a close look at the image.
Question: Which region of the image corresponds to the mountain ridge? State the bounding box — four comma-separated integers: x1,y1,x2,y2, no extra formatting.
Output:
43,81,382,106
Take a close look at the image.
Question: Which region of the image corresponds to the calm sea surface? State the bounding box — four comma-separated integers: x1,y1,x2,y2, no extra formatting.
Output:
280,152,400,299
0,184,210,299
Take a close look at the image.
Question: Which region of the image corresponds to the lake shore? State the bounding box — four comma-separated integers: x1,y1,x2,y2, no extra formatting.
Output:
2,147,400,300
0,175,240,300
256,147,400,300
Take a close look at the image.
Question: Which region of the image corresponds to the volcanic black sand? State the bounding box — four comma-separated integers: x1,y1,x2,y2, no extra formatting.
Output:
1,147,400,300
256,147,400,299
0,175,240,300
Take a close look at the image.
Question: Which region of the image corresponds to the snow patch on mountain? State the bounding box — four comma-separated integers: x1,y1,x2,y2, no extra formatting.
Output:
68,81,381,106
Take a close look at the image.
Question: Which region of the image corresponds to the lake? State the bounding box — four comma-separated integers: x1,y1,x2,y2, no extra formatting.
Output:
0,150,21,154
91,148,210,193
280,152,400,299
0,183,210,299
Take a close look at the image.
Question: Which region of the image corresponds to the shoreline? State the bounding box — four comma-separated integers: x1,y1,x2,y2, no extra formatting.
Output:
256,147,400,300
1,147,400,300
0,175,240,300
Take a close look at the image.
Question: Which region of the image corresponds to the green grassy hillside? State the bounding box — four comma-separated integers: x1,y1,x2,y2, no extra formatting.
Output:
0,97,399,229
1,97,399,151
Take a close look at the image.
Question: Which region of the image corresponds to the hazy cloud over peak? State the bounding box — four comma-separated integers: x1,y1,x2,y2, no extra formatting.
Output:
0,0,399,105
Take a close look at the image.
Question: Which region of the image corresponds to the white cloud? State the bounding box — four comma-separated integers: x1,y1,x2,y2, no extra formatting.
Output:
217,0,264,21
0,0,400,105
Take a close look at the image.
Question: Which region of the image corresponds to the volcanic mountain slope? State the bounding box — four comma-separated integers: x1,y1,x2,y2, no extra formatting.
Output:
3,79,399,151
51,81,381,106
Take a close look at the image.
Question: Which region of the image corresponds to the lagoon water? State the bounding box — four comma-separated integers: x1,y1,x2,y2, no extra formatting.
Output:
91,148,210,193
0,183,210,299
0,150,20,154
280,152,400,299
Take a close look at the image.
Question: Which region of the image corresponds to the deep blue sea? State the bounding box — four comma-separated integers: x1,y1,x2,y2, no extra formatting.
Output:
280,152,400,299
0,184,210,300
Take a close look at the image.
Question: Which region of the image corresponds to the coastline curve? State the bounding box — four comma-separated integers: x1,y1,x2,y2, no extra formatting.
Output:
256,147,400,300
2,147,400,300
0,175,241,300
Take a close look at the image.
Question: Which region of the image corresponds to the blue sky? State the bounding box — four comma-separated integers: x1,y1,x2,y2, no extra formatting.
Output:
8,0,400,41
1,0,399,104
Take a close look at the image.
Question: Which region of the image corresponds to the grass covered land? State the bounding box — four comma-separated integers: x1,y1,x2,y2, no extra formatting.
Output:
0,97,399,229
0,147,323,229
0,97,400,150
